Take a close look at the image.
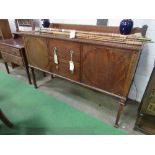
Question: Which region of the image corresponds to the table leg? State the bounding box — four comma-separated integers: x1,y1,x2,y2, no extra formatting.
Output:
4,62,10,74
25,66,32,84
0,109,13,128
31,67,37,88
114,99,126,128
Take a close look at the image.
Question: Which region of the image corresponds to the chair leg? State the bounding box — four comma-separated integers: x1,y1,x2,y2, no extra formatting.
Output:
31,67,37,88
0,109,13,128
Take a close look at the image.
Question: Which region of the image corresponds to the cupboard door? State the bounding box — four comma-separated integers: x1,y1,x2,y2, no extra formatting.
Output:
49,39,81,81
82,44,137,97
24,36,52,71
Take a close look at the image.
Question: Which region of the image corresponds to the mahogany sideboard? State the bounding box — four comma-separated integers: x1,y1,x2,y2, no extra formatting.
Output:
15,24,146,127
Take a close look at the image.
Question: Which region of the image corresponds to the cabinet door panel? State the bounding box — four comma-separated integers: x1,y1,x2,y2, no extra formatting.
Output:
82,44,135,97
24,36,52,71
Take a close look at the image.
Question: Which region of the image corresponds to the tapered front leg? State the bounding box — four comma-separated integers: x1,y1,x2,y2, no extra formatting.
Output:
114,99,126,128
31,67,37,88
25,66,32,84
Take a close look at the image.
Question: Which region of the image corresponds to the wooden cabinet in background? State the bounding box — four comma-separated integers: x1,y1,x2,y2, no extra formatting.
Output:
0,19,12,39
0,19,12,58
134,66,155,134
0,39,31,84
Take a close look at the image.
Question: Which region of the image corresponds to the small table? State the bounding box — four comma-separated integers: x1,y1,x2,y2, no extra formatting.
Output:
0,38,31,84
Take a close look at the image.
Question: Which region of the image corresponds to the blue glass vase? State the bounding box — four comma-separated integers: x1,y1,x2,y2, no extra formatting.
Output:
119,19,133,35
41,19,50,28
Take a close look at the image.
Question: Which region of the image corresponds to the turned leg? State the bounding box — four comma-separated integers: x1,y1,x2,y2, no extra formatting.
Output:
31,67,37,88
25,66,32,85
114,99,126,128
0,109,13,128
4,62,10,74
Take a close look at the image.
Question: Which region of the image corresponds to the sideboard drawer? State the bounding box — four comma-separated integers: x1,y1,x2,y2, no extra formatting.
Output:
1,52,23,65
2,46,21,57
49,39,81,63
51,58,80,81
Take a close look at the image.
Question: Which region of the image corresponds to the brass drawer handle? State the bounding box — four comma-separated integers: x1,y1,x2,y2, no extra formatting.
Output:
69,50,74,74
53,47,59,69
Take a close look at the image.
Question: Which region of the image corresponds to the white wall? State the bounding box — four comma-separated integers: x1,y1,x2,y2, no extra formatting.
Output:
8,19,155,102
9,19,16,32
50,19,97,25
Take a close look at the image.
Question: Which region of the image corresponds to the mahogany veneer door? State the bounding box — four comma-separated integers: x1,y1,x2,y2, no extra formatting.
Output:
24,36,52,72
49,39,81,81
82,44,138,97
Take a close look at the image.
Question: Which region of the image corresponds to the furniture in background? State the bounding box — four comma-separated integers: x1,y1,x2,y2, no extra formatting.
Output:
97,19,108,26
15,23,147,127
134,61,155,134
0,19,32,84
0,19,12,39
15,19,35,32
0,19,12,58
0,39,31,84
0,109,13,128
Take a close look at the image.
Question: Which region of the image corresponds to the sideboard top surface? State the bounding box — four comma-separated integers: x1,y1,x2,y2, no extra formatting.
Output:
14,31,143,51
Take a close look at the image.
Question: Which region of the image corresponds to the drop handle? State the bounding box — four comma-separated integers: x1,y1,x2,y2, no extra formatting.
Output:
69,50,74,74
53,47,59,65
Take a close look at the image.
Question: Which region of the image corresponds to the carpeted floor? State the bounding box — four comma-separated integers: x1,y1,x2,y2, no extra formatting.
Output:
0,71,127,135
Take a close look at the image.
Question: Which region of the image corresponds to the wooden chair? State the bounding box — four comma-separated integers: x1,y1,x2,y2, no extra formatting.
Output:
0,109,13,128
